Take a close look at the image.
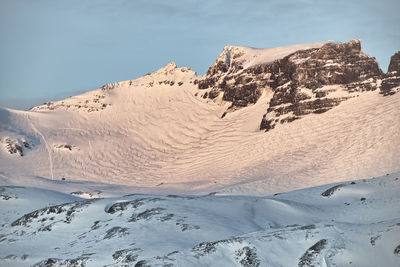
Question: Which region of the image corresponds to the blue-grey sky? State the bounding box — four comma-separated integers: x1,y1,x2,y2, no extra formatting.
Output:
1,0,399,110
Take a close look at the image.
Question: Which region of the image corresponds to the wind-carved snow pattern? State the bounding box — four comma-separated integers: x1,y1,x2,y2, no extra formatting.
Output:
0,39,399,196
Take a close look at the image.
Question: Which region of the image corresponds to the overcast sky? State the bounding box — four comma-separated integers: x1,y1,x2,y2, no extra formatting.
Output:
1,0,399,110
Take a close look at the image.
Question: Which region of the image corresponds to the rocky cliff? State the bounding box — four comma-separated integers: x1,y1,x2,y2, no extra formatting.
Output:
381,51,400,96
197,40,399,131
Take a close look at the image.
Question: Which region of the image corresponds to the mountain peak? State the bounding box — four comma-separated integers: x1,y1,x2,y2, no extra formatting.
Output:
210,41,334,74
160,61,177,71
150,62,195,78
348,38,361,49
150,62,178,76
388,51,400,73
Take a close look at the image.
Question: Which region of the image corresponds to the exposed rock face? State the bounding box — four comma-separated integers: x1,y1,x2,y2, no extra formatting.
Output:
196,46,268,108
381,51,400,96
388,52,400,73
298,239,327,267
259,40,383,130
198,40,397,131
1,137,33,156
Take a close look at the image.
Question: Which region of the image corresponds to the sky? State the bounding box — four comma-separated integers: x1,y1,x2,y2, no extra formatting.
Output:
0,0,399,110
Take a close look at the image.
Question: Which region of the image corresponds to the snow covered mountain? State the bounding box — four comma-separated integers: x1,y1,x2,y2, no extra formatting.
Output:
0,40,399,196
0,39,400,266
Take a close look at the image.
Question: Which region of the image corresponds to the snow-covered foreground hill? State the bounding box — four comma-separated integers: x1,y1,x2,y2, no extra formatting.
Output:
1,172,400,266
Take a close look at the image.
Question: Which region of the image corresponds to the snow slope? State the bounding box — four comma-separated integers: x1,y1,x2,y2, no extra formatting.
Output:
1,172,399,266
0,53,399,196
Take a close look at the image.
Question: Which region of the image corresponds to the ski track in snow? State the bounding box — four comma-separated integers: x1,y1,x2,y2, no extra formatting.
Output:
26,113,54,181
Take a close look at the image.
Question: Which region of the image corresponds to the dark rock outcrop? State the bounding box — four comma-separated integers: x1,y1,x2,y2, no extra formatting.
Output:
235,246,261,267
105,199,146,214
129,208,165,222
11,199,96,229
298,239,327,267
1,138,34,156
2,138,24,156
381,51,400,96
32,256,91,267
113,248,141,264
321,184,346,197
195,46,264,107
104,226,129,239
394,244,400,255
